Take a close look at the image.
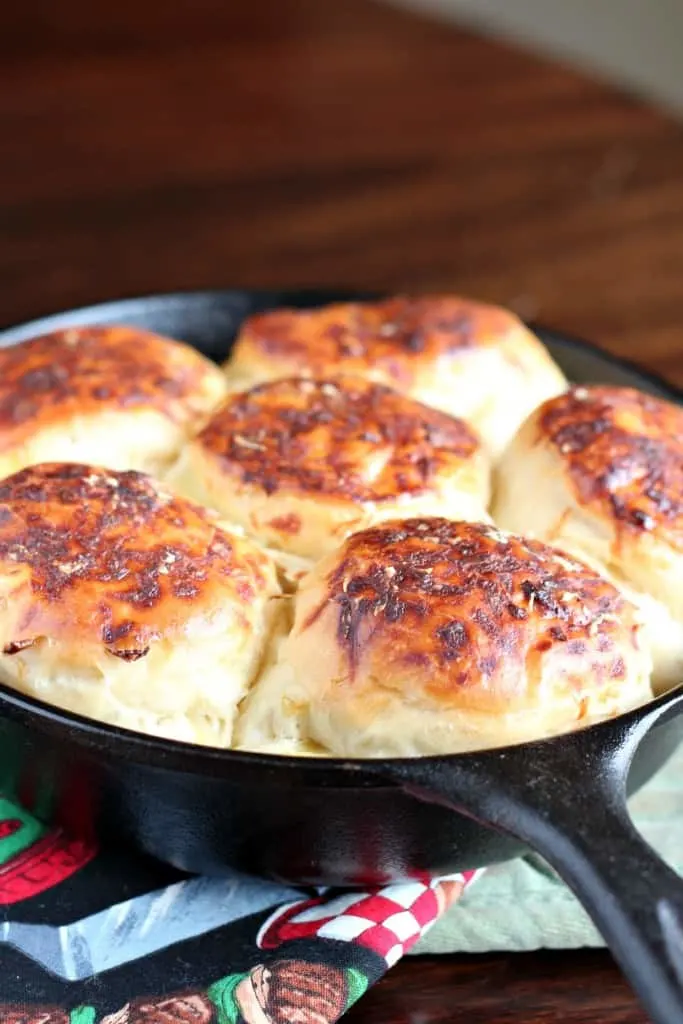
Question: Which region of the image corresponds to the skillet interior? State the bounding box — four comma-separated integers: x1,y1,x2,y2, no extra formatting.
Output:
0,289,680,884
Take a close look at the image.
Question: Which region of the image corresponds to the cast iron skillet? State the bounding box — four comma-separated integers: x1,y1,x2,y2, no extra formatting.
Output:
0,289,682,1024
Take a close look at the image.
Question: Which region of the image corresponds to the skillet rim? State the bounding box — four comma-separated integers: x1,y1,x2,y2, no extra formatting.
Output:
0,287,681,779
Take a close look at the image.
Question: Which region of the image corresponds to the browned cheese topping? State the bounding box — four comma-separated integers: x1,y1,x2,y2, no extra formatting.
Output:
199,376,481,502
304,519,633,701
0,325,220,448
234,295,516,385
0,464,271,660
539,385,683,547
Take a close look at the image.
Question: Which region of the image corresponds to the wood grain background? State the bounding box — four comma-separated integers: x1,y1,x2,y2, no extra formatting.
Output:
3,0,680,1019
3,0,683,385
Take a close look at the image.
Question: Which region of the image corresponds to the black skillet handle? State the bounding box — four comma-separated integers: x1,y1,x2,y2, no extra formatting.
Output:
378,692,683,1024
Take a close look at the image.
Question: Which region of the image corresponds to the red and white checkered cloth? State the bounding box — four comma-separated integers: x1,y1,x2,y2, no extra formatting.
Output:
258,872,482,966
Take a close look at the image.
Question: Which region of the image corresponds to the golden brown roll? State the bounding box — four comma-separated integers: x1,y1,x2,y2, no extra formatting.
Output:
166,376,491,562
0,463,281,745
224,296,567,456
235,518,652,757
494,385,683,694
0,325,227,479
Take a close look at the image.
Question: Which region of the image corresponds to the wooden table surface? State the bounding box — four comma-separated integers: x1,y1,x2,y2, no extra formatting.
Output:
3,0,683,1020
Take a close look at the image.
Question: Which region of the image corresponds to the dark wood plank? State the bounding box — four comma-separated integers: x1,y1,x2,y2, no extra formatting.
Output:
3,0,683,384
348,951,650,1023
1,0,678,1020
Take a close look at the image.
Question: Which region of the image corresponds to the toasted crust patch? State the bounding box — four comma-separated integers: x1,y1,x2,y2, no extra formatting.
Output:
198,376,482,502
166,376,490,561
537,385,683,547
0,463,275,659
236,518,651,757
0,324,227,454
228,296,519,386
305,518,633,702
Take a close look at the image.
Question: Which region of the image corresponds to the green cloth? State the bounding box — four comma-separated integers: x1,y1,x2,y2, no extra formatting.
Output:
345,967,370,1009
70,1009,96,1024
413,743,683,954
207,973,244,1024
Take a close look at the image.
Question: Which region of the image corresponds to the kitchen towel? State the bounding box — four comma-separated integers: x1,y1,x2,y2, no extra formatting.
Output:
1,742,681,1022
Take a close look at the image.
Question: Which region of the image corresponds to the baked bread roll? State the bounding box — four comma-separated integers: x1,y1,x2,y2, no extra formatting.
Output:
225,296,567,456
166,376,490,562
236,518,652,757
0,325,227,479
494,385,683,694
0,463,281,745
